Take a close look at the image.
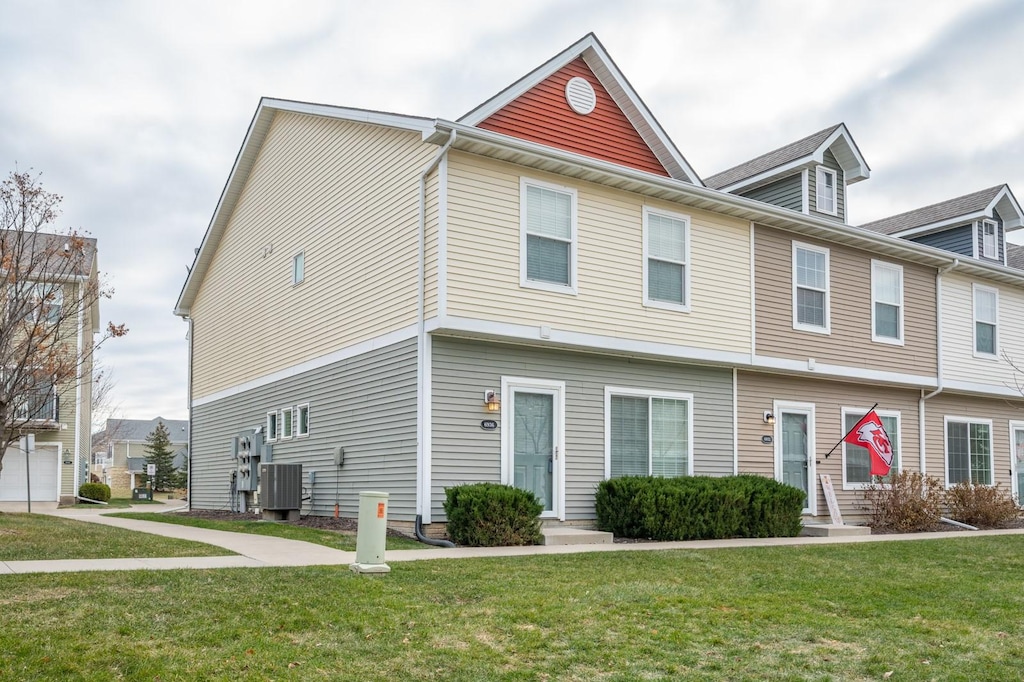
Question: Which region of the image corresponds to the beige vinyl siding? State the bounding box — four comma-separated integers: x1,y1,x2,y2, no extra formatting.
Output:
940,273,1024,390
922,392,1023,488
754,225,937,378
737,370,922,520
431,336,735,522
424,166,441,319
190,112,436,399
445,153,751,354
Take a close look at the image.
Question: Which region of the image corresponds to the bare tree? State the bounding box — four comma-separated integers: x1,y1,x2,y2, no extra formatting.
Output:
0,170,127,482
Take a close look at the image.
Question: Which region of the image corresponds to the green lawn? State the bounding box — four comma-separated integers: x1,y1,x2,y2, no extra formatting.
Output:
2,535,1023,680
69,497,168,509
0,513,232,561
110,512,428,551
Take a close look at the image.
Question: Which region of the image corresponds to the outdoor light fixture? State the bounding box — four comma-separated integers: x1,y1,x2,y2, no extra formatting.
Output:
763,411,775,425
484,390,501,412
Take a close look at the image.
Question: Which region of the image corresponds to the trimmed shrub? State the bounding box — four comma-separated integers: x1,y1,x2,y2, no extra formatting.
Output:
78,482,111,503
595,475,804,541
444,483,543,547
946,482,1021,528
861,471,943,532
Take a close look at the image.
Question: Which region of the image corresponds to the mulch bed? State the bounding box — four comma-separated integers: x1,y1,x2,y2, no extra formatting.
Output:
171,509,413,538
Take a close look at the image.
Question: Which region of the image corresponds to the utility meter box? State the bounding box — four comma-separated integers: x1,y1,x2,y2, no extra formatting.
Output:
350,491,390,574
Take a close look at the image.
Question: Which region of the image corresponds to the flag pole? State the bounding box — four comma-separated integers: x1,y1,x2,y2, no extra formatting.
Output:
824,403,878,459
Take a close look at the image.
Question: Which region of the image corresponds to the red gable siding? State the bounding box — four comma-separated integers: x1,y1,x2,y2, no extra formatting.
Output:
477,58,669,177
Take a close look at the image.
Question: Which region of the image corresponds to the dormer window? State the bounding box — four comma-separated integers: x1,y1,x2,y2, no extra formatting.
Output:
980,220,997,260
815,167,837,216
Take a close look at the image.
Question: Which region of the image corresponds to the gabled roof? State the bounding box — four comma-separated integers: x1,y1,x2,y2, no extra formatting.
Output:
860,185,1023,237
705,123,870,192
458,33,703,186
1006,242,1024,270
102,416,189,443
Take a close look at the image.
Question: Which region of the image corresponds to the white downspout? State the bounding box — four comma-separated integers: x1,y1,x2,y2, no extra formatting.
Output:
919,258,959,474
417,129,456,524
74,282,84,496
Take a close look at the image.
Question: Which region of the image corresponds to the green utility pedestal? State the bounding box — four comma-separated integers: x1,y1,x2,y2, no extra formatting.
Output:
350,491,391,574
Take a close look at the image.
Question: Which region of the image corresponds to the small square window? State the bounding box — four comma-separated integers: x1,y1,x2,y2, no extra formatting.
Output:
292,252,305,285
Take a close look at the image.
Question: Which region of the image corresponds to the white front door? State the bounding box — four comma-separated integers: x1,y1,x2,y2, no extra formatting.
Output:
502,377,565,520
775,402,816,515
0,444,60,502
1011,422,1024,505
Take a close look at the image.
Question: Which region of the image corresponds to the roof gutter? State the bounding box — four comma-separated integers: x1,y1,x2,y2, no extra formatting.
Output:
918,258,960,474
416,129,455,526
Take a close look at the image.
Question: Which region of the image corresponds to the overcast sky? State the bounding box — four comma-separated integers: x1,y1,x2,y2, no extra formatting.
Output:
1,0,1021,427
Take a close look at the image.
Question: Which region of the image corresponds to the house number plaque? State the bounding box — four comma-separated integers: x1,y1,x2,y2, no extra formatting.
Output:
480,420,498,431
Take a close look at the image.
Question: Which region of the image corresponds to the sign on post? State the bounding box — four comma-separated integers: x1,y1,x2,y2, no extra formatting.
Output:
147,463,156,476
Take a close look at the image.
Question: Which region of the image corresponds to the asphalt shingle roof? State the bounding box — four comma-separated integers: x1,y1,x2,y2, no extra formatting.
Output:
860,186,1004,236
704,124,842,190
1007,243,1024,271
101,417,189,443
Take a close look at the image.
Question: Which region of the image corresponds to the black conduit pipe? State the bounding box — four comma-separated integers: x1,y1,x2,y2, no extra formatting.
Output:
415,514,455,548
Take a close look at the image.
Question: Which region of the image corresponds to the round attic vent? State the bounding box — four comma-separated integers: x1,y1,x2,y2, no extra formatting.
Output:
565,76,596,115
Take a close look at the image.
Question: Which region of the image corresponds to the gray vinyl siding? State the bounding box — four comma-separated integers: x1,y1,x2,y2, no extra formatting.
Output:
430,337,735,521
911,224,974,258
190,338,418,520
809,150,845,223
739,173,803,212
979,209,1005,264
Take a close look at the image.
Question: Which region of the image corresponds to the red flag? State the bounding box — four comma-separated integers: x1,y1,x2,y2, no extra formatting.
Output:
844,410,894,476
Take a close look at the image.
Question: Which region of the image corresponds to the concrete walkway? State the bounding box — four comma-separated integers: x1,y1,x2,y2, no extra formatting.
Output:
3,502,1024,575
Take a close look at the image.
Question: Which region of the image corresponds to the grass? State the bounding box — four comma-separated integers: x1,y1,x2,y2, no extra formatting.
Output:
109,512,428,551
0,513,232,561
2,535,1024,680
69,497,168,509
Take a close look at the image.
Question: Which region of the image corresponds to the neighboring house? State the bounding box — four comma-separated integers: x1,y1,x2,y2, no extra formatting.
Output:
92,417,189,496
0,236,99,506
175,33,1024,532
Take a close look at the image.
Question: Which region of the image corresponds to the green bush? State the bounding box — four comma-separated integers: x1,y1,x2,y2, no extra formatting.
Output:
443,483,543,547
861,471,943,532
78,482,111,503
595,475,804,541
946,482,1021,528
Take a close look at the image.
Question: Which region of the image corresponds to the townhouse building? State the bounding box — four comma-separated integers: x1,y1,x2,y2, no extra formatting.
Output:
176,33,1024,532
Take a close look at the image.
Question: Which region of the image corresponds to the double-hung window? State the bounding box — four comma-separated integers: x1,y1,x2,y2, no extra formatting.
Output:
792,242,830,333
972,284,998,358
871,261,903,344
842,408,900,488
816,167,837,215
605,388,692,479
946,417,993,485
520,179,577,293
643,207,690,311
980,220,997,260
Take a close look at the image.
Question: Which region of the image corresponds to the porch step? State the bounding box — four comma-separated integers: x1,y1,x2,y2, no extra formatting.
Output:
801,524,871,538
541,527,614,546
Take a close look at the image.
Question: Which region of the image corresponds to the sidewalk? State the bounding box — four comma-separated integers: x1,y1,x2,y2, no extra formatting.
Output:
4,504,1024,575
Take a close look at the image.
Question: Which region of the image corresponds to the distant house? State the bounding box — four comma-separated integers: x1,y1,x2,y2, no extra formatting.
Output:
0,235,100,506
92,417,188,495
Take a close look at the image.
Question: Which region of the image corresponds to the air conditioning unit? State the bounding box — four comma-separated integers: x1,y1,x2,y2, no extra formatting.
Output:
260,463,302,521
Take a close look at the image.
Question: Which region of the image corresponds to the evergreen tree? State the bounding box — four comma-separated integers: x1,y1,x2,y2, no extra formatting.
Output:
144,421,176,492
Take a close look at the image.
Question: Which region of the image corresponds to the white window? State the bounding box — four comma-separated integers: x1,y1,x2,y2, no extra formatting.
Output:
815,166,837,215
520,178,577,293
945,417,993,486
297,404,310,437
292,252,305,285
642,207,690,311
281,408,294,439
266,411,278,442
7,283,62,325
604,388,692,479
842,408,900,489
871,261,903,344
980,220,997,260
792,242,830,333
972,284,998,358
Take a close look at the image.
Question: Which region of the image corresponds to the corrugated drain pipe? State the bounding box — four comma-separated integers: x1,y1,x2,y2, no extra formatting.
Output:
416,514,455,547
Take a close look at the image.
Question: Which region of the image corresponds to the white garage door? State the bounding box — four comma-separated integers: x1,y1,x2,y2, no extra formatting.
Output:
0,445,60,502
